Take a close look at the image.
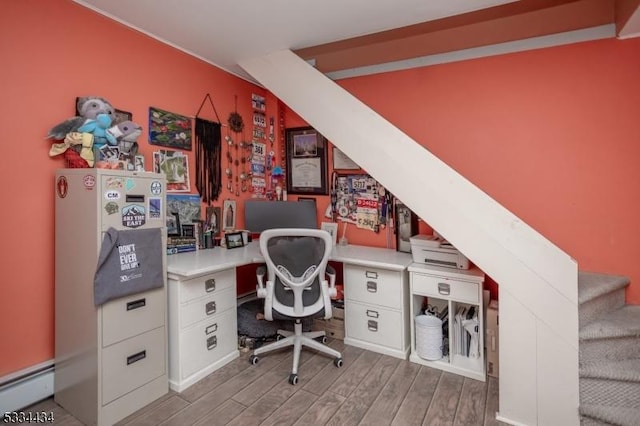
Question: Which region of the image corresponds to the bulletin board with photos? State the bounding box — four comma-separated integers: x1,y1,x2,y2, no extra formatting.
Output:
334,174,387,232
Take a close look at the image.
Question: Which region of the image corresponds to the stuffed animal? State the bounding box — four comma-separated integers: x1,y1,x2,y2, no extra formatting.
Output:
47,96,115,140
77,114,117,149
107,120,143,154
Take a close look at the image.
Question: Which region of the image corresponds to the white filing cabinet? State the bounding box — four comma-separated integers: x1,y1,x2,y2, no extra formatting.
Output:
167,268,240,391
54,170,168,426
343,264,410,359
408,263,486,381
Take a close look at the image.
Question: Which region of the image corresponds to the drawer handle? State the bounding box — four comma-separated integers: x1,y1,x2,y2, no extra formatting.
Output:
205,323,218,335
126,350,146,365
438,283,450,296
366,281,377,293
207,335,217,350
205,279,216,292
126,298,146,311
366,309,379,318
367,320,378,332
365,271,378,279
206,301,217,315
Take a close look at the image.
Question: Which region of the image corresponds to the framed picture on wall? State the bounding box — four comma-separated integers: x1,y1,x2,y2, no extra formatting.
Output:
223,199,236,231
285,127,328,195
395,201,418,253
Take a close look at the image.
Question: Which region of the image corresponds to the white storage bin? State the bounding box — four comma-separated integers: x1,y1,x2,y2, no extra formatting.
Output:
415,314,443,361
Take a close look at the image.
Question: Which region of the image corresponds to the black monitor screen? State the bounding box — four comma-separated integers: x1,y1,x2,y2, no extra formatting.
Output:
244,200,317,233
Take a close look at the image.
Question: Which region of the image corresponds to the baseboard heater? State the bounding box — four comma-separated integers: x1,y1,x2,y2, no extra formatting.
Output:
0,360,54,413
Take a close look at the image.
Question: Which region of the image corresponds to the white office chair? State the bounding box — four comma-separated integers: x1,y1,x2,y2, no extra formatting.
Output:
250,228,343,385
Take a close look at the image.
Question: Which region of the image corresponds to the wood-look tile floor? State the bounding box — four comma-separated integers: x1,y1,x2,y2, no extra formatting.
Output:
24,339,506,425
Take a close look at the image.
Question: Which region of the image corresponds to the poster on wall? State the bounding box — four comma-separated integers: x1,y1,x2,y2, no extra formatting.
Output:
153,150,191,192
335,174,382,229
149,106,192,150
166,194,201,228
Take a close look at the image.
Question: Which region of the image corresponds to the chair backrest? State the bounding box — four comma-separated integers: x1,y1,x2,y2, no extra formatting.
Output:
259,228,333,318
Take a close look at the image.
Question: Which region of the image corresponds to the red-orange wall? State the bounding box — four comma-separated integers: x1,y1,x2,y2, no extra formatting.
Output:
2,0,639,378
0,0,267,377
336,37,640,305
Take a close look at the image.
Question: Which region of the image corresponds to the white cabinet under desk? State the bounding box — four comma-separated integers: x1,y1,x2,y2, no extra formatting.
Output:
335,246,413,360
166,245,264,392
408,263,486,381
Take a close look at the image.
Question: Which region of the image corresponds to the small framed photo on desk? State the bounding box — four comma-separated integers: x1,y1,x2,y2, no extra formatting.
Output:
321,222,338,246
225,231,245,249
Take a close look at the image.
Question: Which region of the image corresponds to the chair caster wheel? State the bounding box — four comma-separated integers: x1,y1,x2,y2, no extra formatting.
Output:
334,357,343,368
276,334,283,341
288,373,298,385
315,335,328,344
250,355,259,365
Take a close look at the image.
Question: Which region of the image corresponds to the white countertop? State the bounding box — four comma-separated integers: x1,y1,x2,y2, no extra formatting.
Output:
167,241,414,279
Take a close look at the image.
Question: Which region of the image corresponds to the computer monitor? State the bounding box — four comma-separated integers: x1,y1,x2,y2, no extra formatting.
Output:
244,200,318,233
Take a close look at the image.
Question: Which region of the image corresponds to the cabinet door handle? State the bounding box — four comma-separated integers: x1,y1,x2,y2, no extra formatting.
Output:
366,309,379,318
206,301,217,315
365,270,378,279
126,350,146,365
126,298,146,311
367,320,378,332
366,281,377,292
207,335,217,350
438,283,450,296
205,279,216,292
205,323,218,335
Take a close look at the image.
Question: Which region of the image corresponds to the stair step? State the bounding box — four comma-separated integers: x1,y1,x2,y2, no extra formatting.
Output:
581,377,640,408
580,359,640,407
580,359,640,381
579,305,640,364
578,272,630,305
580,305,640,340
578,272,629,326
580,404,640,426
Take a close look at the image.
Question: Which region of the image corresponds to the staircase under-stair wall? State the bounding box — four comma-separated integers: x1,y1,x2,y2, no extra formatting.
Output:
240,49,581,425
578,272,640,426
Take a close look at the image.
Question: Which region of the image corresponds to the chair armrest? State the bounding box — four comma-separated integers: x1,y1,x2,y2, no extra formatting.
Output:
326,265,337,298
256,265,267,298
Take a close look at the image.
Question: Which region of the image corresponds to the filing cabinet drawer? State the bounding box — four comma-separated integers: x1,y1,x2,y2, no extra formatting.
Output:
411,273,479,304
180,269,235,304
101,326,166,405
344,265,402,309
345,301,402,350
181,309,237,379
102,288,165,347
180,286,236,329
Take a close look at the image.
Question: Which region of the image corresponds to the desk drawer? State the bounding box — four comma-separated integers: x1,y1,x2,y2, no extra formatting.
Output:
180,269,235,304
344,265,402,309
180,287,236,329
411,273,479,304
345,301,402,350
102,287,165,347
101,326,165,405
181,309,237,379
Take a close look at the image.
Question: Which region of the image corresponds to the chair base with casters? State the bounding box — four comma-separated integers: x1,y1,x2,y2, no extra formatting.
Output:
249,320,343,385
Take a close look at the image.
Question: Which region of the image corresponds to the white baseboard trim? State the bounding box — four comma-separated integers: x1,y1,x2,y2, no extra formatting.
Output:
495,412,530,426
0,361,54,413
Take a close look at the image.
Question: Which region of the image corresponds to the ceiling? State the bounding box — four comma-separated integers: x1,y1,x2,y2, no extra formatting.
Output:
74,0,639,83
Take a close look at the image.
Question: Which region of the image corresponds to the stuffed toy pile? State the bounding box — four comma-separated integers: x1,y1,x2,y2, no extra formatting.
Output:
47,96,142,168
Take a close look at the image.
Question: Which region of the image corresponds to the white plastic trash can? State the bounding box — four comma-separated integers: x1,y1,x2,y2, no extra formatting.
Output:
415,314,443,361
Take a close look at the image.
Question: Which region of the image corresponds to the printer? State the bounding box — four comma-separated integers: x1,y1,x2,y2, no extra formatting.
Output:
409,234,470,270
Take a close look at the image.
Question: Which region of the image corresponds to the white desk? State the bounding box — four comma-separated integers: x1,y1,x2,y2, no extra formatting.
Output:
166,242,413,391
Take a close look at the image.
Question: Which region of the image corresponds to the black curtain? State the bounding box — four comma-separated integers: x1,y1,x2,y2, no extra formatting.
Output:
194,117,222,203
